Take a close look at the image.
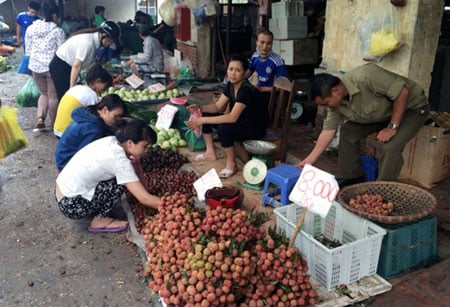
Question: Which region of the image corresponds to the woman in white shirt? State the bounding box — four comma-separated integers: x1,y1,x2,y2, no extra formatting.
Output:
55,119,160,233
25,2,65,129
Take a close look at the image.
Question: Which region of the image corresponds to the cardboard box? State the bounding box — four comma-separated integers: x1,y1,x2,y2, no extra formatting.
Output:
271,0,304,18
399,125,450,188
272,38,318,65
269,17,307,40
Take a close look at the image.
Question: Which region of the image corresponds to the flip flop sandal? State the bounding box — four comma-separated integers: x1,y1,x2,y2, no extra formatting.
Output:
219,168,235,178
194,153,207,161
88,221,128,233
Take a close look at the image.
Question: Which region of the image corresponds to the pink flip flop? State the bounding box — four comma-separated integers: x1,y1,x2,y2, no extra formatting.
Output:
88,223,128,233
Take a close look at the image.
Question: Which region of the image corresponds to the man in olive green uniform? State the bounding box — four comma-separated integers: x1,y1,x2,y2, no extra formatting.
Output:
296,63,429,187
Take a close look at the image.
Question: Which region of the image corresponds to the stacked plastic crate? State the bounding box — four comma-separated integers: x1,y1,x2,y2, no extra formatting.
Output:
269,0,318,65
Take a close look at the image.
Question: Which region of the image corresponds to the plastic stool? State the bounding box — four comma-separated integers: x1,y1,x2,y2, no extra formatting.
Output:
262,165,301,208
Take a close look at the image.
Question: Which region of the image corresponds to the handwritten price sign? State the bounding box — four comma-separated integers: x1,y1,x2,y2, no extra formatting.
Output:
193,168,223,201
155,104,179,130
289,164,339,217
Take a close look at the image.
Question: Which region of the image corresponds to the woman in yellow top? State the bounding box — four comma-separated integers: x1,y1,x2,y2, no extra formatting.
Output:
53,64,112,138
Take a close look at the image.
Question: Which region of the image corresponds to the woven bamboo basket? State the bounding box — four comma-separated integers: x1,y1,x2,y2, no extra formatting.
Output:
338,181,437,224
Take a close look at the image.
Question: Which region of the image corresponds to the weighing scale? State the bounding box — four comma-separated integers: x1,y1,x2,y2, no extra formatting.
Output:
242,140,277,190
291,102,303,123
291,89,306,123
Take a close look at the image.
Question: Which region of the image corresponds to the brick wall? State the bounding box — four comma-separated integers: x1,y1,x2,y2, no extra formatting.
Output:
177,42,198,74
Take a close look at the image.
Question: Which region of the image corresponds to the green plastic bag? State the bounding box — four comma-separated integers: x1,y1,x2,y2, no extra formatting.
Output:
16,77,41,107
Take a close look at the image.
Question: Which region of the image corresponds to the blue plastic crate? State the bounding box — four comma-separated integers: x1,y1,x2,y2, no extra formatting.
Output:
376,215,438,279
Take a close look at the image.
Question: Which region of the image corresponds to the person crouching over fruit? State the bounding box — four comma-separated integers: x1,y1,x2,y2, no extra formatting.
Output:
55,119,160,233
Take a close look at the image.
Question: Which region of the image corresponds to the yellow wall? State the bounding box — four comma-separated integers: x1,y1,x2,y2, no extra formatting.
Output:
322,0,444,95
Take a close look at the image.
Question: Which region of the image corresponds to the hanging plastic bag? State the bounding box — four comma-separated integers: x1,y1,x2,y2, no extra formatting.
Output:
159,0,175,26
357,0,401,60
17,55,32,75
188,106,202,138
16,77,41,107
179,59,195,80
0,106,29,159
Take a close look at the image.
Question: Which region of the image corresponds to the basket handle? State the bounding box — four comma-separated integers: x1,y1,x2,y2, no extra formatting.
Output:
288,208,308,250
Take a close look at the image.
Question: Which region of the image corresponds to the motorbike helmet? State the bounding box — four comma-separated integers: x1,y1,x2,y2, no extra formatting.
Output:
100,20,121,49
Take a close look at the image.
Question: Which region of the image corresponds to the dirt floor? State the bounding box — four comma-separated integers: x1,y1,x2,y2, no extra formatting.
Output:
0,52,157,306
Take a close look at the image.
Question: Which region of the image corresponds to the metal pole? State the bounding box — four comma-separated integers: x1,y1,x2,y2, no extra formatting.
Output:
211,17,217,77
226,0,232,61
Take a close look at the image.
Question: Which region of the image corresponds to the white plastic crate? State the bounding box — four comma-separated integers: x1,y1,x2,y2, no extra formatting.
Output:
274,202,386,291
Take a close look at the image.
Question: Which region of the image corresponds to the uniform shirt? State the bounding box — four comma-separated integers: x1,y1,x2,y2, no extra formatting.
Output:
16,12,41,49
53,85,99,137
55,107,114,171
25,20,65,73
248,51,288,89
323,63,429,131
223,80,269,129
56,136,139,201
134,35,164,73
56,32,101,70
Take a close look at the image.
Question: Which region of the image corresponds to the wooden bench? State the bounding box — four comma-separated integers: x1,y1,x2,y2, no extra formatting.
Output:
235,77,297,163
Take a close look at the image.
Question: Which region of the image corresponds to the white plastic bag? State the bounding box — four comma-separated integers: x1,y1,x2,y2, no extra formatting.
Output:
357,0,401,60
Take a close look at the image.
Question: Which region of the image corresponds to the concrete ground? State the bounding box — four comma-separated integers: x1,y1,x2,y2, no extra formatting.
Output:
182,91,450,306
1,45,449,305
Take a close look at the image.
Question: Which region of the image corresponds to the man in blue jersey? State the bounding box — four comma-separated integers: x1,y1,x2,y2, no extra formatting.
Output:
16,1,41,51
246,29,288,102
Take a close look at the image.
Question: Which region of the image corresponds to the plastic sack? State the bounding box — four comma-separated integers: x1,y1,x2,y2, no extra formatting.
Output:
192,5,209,26
159,0,175,26
357,0,401,60
0,56,7,72
370,29,401,56
0,106,28,159
17,55,32,75
188,107,202,138
16,77,41,107
179,59,195,80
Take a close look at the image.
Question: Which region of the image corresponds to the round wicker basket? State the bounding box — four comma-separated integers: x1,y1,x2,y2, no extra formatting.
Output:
338,181,437,224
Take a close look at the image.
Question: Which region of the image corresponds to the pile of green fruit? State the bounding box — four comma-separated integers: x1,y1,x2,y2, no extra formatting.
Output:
151,126,187,151
103,86,183,102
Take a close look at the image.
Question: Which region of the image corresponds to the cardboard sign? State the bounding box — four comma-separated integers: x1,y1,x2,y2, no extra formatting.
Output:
150,73,167,79
193,168,223,201
125,74,144,89
155,104,179,130
148,82,166,93
289,164,339,217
